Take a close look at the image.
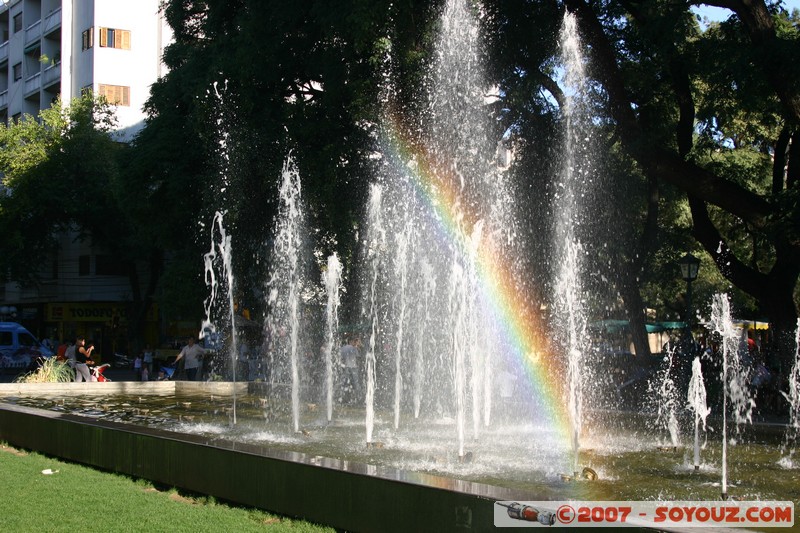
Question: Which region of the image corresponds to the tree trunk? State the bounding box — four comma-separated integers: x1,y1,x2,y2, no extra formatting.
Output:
127,249,165,354
761,263,800,372
690,196,799,368
619,264,652,358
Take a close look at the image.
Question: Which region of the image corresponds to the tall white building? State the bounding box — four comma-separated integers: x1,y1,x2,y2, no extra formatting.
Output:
1,0,170,138
0,0,172,349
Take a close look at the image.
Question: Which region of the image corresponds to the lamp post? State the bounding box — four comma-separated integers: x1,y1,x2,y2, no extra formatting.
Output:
678,253,700,337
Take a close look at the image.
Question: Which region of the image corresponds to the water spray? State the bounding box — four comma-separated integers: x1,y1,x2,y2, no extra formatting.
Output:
322,254,342,423
265,155,306,434
780,319,800,450
364,184,385,445
687,355,710,471
709,293,755,500
650,346,681,451
202,211,238,424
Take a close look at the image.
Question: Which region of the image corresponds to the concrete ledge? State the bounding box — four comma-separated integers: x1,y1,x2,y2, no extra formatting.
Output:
0,381,248,397
0,402,514,532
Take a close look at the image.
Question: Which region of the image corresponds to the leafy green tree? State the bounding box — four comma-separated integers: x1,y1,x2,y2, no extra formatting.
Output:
145,1,800,368
0,94,165,348
0,95,120,279
556,0,800,366
139,0,442,323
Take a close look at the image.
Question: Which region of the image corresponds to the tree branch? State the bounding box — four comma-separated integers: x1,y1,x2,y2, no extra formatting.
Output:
700,0,800,122
688,195,768,298
565,0,773,231
788,131,800,190
533,70,566,109
772,127,791,194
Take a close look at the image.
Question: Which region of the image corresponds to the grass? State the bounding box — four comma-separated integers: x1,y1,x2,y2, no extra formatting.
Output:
0,443,334,533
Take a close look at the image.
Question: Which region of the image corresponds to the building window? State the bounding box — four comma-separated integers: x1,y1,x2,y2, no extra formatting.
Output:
98,27,130,49
11,113,21,124
95,255,128,276
98,84,130,106
78,255,90,276
82,27,93,50
13,14,22,34
13,62,22,81
81,85,93,97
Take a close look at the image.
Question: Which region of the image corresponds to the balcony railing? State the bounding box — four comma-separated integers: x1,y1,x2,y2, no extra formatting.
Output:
0,41,8,64
42,62,60,88
24,72,41,97
24,19,41,49
0,90,7,109
43,7,61,36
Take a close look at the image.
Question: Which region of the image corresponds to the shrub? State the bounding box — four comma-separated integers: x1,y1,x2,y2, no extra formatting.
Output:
14,358,75,383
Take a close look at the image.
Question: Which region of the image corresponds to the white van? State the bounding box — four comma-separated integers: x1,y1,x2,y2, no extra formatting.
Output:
0,322,54,372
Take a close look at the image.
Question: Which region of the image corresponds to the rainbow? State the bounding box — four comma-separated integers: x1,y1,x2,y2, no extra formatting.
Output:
382,114,574,447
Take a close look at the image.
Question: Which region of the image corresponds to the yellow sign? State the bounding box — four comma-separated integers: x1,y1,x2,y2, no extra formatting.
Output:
46,303,158,323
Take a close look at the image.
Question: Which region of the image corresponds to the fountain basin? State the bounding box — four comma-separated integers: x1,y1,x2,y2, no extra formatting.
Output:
1,382,797,531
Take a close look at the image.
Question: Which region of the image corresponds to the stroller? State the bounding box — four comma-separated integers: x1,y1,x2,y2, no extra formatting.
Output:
158,365,176,381
90,363,111,382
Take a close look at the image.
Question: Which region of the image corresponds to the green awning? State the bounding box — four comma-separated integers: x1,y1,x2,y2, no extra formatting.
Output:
657,321,687,330
591,320,687,333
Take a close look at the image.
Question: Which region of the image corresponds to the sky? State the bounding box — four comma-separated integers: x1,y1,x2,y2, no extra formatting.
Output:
693,0,800,27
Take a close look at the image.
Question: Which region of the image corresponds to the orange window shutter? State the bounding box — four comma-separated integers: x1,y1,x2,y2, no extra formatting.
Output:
99,27,107,47
121,30,131,50
123,86,130,106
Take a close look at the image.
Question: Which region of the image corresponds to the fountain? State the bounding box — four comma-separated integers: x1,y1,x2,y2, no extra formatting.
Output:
686,357,711,470
555,11,594,479
649,347,681,451
781,319,800,457
265,157,306,433
687,355,711,470
345,0,536,457
322,253,342,423
1,2,799,530
709,293,756,500
202,211,238,422
363,183,385,445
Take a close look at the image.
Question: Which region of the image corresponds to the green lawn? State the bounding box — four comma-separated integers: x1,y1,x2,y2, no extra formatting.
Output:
0,444,334,532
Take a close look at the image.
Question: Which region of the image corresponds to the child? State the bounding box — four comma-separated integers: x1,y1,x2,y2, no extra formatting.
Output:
133,353,143,381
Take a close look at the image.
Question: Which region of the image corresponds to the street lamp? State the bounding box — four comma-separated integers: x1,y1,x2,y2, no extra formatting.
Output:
678,253,700,335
